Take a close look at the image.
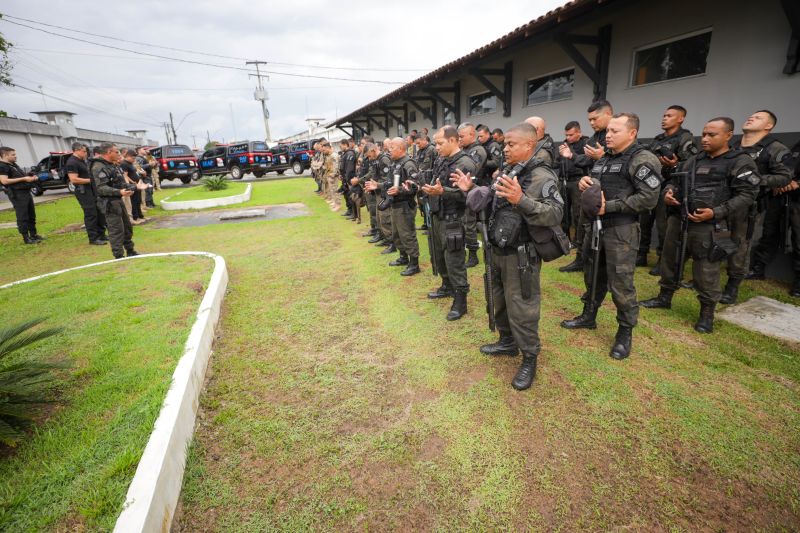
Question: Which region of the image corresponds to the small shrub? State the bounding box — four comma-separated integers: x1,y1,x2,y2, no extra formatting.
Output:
201,175,229,191
0,318,67,446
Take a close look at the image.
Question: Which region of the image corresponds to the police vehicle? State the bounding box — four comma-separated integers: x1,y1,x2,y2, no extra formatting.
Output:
29,152,74,196
149,144,199,184
287,140,315,175
199,141,273,179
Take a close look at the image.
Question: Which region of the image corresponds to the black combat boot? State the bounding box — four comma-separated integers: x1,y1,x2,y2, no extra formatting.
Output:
362,228,376,237
635,252,648,267
558,255,584,273
560,304,598,329
640,288,673,309
609,326,633,360
465,249,479,268
22,233,37,245
368,233,383,243
126,249,139,257
427,283,453,299
694,303,715,333
30,229,44,242
648,262,662,277
446,291,467,321
480,333,519,356
389,254,409,266
745,262,766,280
790,274,800,298
512,352,538,390
380,243,397,254
401,257,420,276
340,209,352,217
719,278,742,305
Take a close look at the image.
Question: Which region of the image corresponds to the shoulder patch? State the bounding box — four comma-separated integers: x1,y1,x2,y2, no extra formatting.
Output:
736,169,760,185
541,180,564,205
634,164,660,189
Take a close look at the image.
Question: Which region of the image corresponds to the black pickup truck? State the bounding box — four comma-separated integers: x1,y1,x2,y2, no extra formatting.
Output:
28,152,74,196
150,144,200,184
199,141,273,179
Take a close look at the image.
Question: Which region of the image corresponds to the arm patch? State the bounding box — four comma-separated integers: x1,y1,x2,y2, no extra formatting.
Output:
634,164,660,189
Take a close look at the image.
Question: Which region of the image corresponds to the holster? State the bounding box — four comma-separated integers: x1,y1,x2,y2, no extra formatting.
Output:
445,219,465,252
708,221,738,262
516,244,533,300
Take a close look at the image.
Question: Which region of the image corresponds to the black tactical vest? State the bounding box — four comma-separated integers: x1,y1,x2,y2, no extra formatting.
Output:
0,161,29,192
689,152,739,213
590,143,644,226
435,152,472,218
488,158,545,247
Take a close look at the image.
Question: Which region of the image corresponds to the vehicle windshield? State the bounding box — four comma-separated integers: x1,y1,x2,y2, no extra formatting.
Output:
252,142,268,151
165,145,193,157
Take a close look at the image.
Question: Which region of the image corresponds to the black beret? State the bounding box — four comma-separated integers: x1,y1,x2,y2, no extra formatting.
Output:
581,180,603,217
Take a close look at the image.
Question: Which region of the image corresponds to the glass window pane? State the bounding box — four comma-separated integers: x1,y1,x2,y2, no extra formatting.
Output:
633,32,711,86
526,69,574,106
469,92,497,116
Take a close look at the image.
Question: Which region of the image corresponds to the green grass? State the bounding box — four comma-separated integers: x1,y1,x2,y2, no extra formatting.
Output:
165,181,248,201
1,178,799,531
0,256,213,530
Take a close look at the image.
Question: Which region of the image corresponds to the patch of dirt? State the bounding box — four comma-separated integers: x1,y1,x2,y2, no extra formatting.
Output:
53,223,84,234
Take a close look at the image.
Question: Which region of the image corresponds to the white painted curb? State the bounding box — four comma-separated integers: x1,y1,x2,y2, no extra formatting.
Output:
1,252,228,533
160,183,251,211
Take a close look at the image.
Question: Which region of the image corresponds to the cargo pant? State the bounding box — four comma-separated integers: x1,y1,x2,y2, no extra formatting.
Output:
378,197,393,241
581,222,640,328
325,175,340,210
566,179,585,249
639,194,668,257
8,190,36,236
463,207,480,251
725,206,752,280
492,245,542,355
390,201,419,259
105,199,134,258
658,216,721,304
431,214,469,292
365,191,378,231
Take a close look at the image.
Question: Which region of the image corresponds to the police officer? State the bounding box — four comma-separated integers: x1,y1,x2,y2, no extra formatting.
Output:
357,136,378,236
783,141,800,297
452,122,564,390
0,146,41,244
339,139,357,219
311,141,324,193
320,141,340,210
135,147,155,208
561,113,661,360
383,138,421,276
558,100,614,272
525,117,558,169
740,111,794,298
368,139,396,253
422,126,478,320
92,143,146,259
458,123,487,268
640,105,699,275
415,135,436,231
641,117,759,332
477,124,502,180
559,121,589,253
66,142,107,245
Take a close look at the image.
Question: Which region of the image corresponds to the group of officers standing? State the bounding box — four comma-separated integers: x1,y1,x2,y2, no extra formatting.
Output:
309,99,800,391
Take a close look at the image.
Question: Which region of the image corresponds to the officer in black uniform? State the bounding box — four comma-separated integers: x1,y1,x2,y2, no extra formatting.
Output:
65,142,107,245
0,146,41,244
559,121,589,251
458,123,487,268
640,105,698,275
740,111,794,298
422,126,478,320
452,122,564,390
92,143,145,259
415,135,437,231
477,124,502,179
558,100,614,272
525,117,558,169
641,117,759,333
358,136,378,237
785,141,800,297
561,113,661,360
384,138,421,276
339,139,357,220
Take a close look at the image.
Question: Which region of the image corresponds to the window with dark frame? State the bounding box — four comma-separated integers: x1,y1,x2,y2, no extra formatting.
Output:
632,31,712,86
409,110,417,122
443,107,455,125
525,69,575,106
468,92,497,116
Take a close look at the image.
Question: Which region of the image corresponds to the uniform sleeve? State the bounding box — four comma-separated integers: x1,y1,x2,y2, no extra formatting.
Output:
676,131,699,162
759,143,793,188
713,156,759,220
470,146,488,173
64,159,80,176
394,160,420,201
442,158,475,203
344,152,356,178
93,167,121,198
516,170,563,227
483,144,500,176
605,151,661,214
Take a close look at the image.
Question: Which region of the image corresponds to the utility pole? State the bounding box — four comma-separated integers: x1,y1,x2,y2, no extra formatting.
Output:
191,134,197,149
162,122,172,144
206,130,211,144
169,112,177,144
247,61,272,142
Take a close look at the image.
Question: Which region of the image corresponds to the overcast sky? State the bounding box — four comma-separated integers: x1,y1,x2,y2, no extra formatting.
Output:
1,1,566,147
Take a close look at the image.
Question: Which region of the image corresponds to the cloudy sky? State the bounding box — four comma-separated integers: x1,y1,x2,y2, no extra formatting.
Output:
1,1,566,147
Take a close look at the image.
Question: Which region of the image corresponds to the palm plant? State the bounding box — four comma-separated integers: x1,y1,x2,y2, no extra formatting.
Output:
0,318,66,446
200,174,229,191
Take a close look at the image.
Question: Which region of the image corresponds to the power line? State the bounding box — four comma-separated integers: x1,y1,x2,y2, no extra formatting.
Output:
2,14,427,74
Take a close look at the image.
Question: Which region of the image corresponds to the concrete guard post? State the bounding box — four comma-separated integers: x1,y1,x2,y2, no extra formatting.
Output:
160,183,252,211
0,252,228,533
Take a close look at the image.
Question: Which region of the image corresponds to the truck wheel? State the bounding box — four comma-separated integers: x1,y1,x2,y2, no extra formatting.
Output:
292,161,304,175
30,185,44,196
253,171,265,178
191,170,200,181
230,165,243,180
180,176,192,184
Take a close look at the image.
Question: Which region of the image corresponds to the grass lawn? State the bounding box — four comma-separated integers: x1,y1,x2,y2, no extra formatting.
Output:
0,255,213,530
166,181,249,202
1,177,799,531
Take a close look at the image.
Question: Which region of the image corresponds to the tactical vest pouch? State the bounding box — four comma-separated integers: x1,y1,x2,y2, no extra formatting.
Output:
445,220,465,252
489,209,523,249
530,225,570,262
708,223,738,262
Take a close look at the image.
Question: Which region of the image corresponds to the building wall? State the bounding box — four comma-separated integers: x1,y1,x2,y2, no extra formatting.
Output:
354,0,798,146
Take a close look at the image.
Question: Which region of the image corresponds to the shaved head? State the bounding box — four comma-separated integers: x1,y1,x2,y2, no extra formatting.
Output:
507,122,537,140
524,116,546,140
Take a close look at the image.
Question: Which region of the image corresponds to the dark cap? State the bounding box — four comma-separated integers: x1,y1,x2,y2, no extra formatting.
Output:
581,180,603,217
